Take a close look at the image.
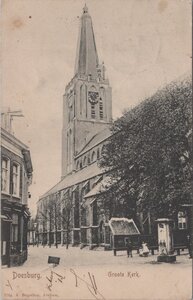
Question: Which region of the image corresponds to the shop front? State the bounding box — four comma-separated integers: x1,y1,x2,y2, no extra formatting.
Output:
1,199,31,267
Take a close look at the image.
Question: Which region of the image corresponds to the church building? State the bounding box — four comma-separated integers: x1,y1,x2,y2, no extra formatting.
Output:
36,5,114,249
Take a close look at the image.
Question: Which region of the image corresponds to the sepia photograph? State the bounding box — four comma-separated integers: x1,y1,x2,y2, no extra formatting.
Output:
1,0,192,299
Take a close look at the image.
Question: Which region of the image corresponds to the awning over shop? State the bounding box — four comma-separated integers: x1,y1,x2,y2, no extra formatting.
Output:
109,218,140,236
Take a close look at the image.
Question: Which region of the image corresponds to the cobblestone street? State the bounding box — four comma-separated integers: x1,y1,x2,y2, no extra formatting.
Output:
2,245,192,300
23,245,191,268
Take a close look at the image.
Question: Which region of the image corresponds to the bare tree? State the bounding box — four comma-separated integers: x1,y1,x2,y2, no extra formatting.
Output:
37,195,61,249
61,190,73,249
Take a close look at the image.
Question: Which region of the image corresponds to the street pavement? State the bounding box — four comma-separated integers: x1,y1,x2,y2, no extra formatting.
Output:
1,245,192,300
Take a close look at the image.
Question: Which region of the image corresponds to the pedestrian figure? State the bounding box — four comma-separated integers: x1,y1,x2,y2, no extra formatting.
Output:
125,238,133,258
142,242,149,257
187,235,192,259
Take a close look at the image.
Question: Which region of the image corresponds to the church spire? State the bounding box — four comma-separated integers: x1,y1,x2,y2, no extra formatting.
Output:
83,3,88,14
75,5,99,79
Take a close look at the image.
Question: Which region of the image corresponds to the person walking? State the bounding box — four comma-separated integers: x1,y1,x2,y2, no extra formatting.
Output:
125,238,133,258
187,235,192,259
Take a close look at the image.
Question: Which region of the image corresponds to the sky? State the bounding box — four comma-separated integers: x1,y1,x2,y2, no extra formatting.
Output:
1,0,191,217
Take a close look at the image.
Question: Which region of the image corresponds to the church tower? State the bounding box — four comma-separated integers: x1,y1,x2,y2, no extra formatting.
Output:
62,5,112,178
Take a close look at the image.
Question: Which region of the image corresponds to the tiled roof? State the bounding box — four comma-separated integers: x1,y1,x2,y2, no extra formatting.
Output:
77,127,112,157
39,162,104,200
109,218,140,236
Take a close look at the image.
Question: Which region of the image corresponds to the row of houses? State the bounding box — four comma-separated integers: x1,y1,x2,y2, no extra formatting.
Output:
1,110,33,267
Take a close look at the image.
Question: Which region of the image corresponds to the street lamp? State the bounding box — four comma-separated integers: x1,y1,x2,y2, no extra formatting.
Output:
34,222,39,247
32,222,35,246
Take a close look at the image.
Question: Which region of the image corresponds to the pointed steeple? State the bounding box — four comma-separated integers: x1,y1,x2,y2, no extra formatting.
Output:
75,5,99,79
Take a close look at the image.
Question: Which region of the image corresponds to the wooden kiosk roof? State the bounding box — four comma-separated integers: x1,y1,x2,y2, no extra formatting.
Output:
109,218,140,236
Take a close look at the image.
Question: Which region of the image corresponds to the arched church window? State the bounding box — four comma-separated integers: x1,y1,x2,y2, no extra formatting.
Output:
178,211,187,229
76,160,80,170
73,187,80,228
67,129,73,166
97,148,100,159
91,151,96,162
81,206,87,226
83,156,87,166
68,111,70,123
101,145,106,156
92,200,98,226
80,84,87,116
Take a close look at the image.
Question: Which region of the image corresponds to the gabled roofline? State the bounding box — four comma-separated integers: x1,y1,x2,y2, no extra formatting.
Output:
1,127,29,151
75,128,112,158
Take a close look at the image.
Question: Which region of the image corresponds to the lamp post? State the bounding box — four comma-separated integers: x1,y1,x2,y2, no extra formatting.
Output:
32,223,35,247
34,222,39,247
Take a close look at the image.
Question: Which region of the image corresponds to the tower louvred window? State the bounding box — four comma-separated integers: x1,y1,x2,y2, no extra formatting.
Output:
99,97,103,119
91,104,96,119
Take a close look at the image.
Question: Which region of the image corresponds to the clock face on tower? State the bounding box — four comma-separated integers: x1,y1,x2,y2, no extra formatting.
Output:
88,91,99,105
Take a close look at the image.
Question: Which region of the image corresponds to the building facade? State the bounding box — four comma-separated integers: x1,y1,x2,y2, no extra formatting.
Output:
1,110,33,266
37,5,113,249
36,6,191,253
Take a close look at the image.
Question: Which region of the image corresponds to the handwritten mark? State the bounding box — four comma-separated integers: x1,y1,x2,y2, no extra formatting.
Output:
46,270,65,291
5,280,13,291
70,268,105,300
